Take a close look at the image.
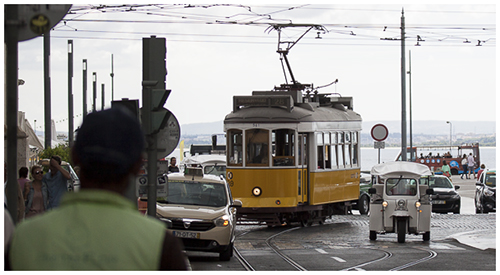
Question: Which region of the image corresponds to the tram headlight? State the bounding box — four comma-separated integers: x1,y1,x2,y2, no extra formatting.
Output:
415,201,421,208
252,187,262,197
382,201,388,208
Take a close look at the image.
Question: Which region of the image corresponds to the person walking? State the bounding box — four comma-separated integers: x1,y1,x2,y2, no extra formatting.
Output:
467,153,476,179
17,167,29,195
477,164,486,179
6,107,188,270
441,160,451,178
461,154,469,179
24,165,49,219
43,155,71,209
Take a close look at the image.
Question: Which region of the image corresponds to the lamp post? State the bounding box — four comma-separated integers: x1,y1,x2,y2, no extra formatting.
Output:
446,121,452,150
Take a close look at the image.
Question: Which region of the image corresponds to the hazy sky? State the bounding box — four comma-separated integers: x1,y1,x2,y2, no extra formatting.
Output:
14,2,496,134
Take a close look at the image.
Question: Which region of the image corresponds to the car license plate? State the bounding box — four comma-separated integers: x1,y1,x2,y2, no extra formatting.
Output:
433,200,446,204
173,231,200,239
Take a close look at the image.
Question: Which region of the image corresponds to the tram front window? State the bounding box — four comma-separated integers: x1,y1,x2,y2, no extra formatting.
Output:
246,129,269,166
272,129,295,166
227,129,243,166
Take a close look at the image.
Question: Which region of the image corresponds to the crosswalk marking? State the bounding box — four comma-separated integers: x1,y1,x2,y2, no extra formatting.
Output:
315,248,328,254
332,256,346,263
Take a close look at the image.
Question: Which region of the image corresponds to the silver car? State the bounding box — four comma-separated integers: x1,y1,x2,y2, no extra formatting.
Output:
156,168,242,261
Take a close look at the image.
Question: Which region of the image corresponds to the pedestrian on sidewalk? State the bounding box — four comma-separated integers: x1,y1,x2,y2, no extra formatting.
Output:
6,107,189,270
442,160,451,178
467,153,476,179
461,154,468,179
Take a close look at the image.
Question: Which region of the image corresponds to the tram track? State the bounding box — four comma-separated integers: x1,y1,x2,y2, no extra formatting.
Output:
234,223,440,271
234,226,307,271
389,248,438,271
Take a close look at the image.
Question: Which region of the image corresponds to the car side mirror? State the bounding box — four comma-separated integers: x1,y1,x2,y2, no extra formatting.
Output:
426,188,434,195
454,185,460,190
231,200,242,208
368,188,377,194
475,182,482,186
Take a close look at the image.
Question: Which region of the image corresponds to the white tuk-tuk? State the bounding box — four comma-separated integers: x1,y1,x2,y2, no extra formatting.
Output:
368,161,434,243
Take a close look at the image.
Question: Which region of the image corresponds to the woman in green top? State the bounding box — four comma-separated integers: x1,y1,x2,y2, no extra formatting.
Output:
442,160,451,178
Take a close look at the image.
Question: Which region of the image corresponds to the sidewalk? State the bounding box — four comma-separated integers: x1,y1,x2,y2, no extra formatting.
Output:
449,229,496,250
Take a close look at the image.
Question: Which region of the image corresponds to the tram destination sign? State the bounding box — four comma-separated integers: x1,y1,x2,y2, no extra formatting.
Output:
233,95,293,112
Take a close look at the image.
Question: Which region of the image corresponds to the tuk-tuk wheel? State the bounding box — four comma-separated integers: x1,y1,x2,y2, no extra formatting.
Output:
397,219,406,243
369,231,377,241
423,231,430,241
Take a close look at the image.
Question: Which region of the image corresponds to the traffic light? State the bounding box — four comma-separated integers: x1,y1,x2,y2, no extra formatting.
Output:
143,36,166,90
111,98,139,119
142,36,170,135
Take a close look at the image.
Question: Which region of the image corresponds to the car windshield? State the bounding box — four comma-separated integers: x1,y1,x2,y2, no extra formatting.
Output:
386,177,418,196
428,177,453,188
485,172,496,187
204,165,226,178
159,180,227,207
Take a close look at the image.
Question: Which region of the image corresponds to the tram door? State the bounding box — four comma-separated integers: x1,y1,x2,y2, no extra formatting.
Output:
298,134,308,203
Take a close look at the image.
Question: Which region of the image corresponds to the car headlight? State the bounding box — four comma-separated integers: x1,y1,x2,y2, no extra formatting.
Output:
215,215,230,227
451,194,461,200
484,189,495,197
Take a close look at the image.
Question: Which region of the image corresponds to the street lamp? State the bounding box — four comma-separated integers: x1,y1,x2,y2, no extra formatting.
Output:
446,121,452,150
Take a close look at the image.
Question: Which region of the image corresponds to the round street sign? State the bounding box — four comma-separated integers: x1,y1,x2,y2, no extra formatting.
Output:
156,109,180,159
17,4,72,42
371,124,389,142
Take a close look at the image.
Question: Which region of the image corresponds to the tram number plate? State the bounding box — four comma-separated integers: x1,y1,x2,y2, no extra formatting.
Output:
433,200,446,204
173,231,200,239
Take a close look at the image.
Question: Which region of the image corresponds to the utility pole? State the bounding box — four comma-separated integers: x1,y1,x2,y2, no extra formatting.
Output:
68,40,74,147
101,83,105,110
5,4,19,222
82,59,88,118
400,8,407,161
111,54,114,101
44,31,51,149
408,50,413,161
92,72,97,112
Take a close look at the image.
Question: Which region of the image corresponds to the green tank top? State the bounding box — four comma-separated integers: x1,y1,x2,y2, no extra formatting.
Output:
9,190,166,270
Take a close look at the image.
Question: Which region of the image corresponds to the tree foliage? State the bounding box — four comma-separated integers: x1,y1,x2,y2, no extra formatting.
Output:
39,144,71,164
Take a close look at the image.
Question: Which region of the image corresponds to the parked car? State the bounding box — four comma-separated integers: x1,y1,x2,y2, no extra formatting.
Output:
475,169,496,214
39,159,80,192
420,175,461,214
154,168,242,261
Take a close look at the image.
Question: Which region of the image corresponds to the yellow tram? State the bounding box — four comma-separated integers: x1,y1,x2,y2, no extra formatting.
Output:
224,83,362,226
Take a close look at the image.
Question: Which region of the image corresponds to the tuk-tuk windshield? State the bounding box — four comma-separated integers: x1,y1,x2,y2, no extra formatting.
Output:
386,178,418,196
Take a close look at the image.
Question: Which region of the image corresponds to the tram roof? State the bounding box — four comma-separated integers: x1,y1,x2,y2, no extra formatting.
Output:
224,103,361,124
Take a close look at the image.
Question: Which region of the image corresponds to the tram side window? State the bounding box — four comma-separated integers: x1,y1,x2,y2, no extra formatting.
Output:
345,132,351,167
325,133,332,169
332,132,338,169
352,132,359,166
337,132,344,169
272,129,295,166
227,129,243,166
317,133,324,169
246,129,269,166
